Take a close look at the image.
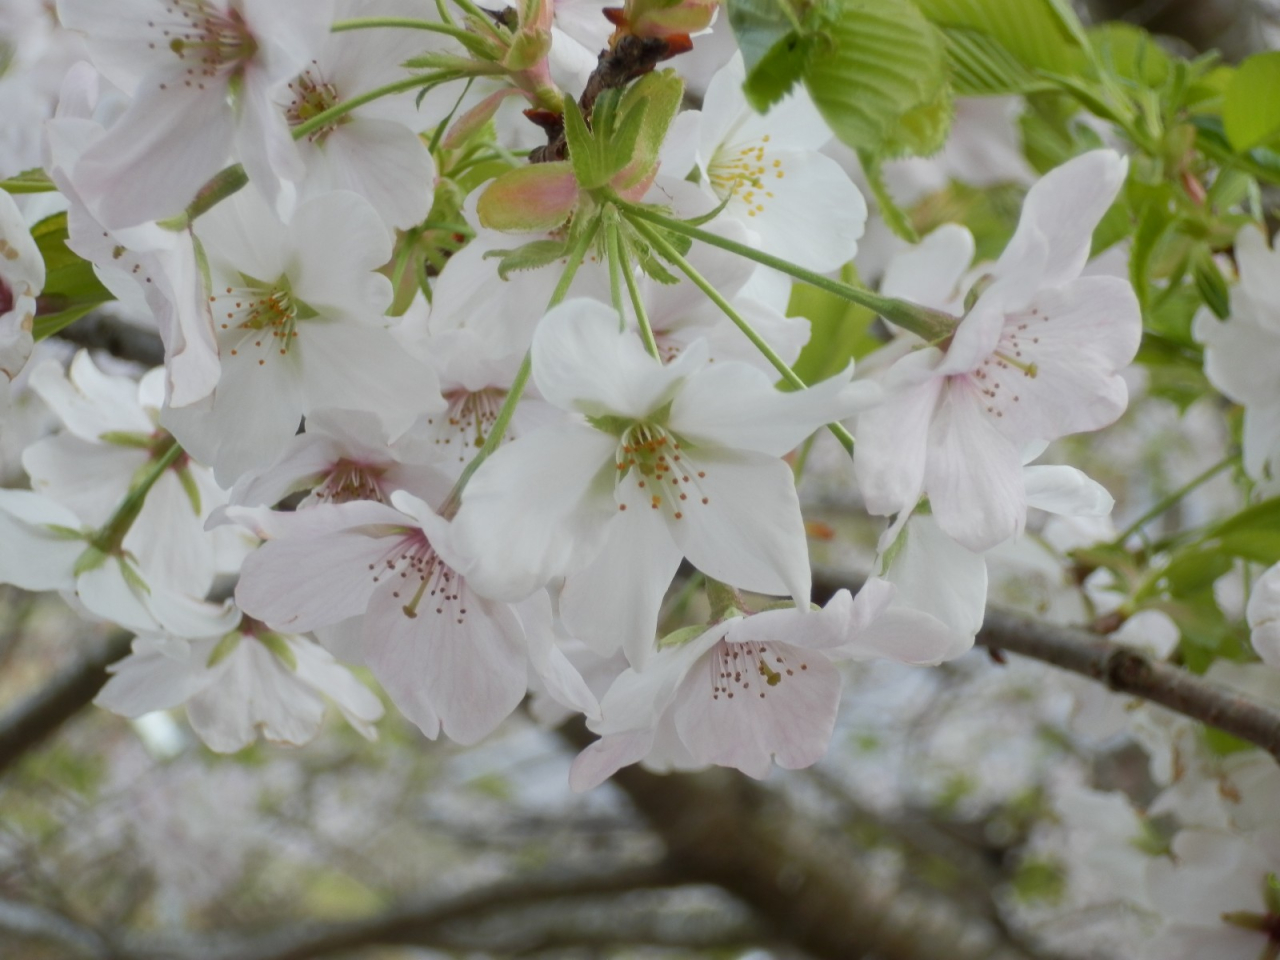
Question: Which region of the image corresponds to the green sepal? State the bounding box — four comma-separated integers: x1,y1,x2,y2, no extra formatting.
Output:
485,239,572,280
562,96,611,190
614,71,683,190
118,557,152,596
586,413,636,436
73,544,109,577
98,431,155,449
658,623,710,649
477,161,579,232
206,630,243,669
258,631,299,671
1192,250,1230,320
176,465,202,517
30,213,114,340
0,168,57,194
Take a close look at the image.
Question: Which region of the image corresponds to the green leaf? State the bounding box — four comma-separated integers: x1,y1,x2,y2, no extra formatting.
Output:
1192,249,1230,320
1192,114,1280,186
786,263,881,388
743,29,815,111
802,0,951,158
914,0,1083,74
940,26,1053,96
562,96,608,189
29,213,113,338
1206,497,1280,564
476,162,578,232
1087,22,1171,89
615,70,683,190
1223,51,1280,152
726,0,802,79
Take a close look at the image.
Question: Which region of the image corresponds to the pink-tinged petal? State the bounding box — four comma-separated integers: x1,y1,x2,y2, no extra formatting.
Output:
938,283,1016,376
364,579,527,744
671,360,879,457
996,149,1128,290
559,508,684,669
223,499,407,540
667,449,810,603
147,592,241,639
477,162,579,232
28,353,152,439
297,321,441,441
289,191,394,318
95,638,219,717
533,298,706,419
925,383,1025,552
727,601,846,651
727,149,866,274
880,225,973,313
0,490,82,591
74,81,235,228
305,117,434,232
853,354,943,518
570,729,655,791
76,559,159,633
881,513,987,641
520,591,601,720
844,583,974,664
1234,226,1280,334
236,527,396,633
451,423,618,601
673,639,841,778
983,276,1138,444
1023,464,1114,516
289,636,384,739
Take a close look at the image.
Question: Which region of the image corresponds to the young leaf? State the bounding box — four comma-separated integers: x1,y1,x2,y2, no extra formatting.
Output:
802,0,950,158
1223,51,1280,152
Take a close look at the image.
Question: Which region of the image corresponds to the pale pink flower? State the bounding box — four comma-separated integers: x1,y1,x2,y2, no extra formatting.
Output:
854,150,1141,552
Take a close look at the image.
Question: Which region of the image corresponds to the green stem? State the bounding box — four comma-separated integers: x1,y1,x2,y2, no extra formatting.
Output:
330,16,479,43
442,218,603,514
93,438,185,553
619,231,660,361
625,212,855,454
605,216,627,333
1114,453,1240,546
292,73,451,141
619,201,957,343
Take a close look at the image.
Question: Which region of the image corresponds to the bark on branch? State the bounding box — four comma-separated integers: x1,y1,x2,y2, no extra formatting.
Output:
813,568,1280,764
0,630,131,777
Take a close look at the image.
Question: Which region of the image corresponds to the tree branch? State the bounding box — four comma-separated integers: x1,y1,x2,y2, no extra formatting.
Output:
812,568,1280,764
0,630,132,777
53,314,165,368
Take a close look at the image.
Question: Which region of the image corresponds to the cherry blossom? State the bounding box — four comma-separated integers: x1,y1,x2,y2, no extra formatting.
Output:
58,0,336,226
452,297,879,666
95,618,385,752
233,491,596,744
854,150,1141,552
0,187,44,380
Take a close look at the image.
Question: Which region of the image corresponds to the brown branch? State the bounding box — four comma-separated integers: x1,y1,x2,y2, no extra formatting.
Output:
0,630,132,777
53,313,166,368
560,719,1041,960
976,604,1280,762
812,568,1280,764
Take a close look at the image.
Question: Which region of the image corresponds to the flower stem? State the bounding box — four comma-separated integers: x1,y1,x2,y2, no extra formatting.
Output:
618,201,957,343
605,215,660,358
292,73,454,142
93,437,185,553
330,16,479,43
605,215,627,333
624,211,855,454
442,218,603,514
1113,453,1240,546
619,232,660,361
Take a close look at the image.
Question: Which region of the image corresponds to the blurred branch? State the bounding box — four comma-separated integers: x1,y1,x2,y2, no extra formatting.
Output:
1084,0,1270,61
560,720,1042,960
0,630,131,777
54,314,165,368
812,568,1280,765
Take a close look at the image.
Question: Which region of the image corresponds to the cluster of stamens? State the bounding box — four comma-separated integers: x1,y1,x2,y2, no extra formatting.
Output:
148,1,256,93
615,423,709,519
968,306,1048,419
312,459,388,505
708,133,782,219
425,389,506,465
211,283,301,365
368,531,468,624
286,66,344,143
708,639,806,701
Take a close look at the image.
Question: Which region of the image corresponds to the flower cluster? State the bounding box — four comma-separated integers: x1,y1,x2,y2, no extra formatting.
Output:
0,1,1145,787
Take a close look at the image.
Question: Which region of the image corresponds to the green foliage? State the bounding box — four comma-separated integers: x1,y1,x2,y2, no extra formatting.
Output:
1223,52,1280,152
29,212,114,341
914,0,1084,75
802,0,951,158
786,264,882,389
